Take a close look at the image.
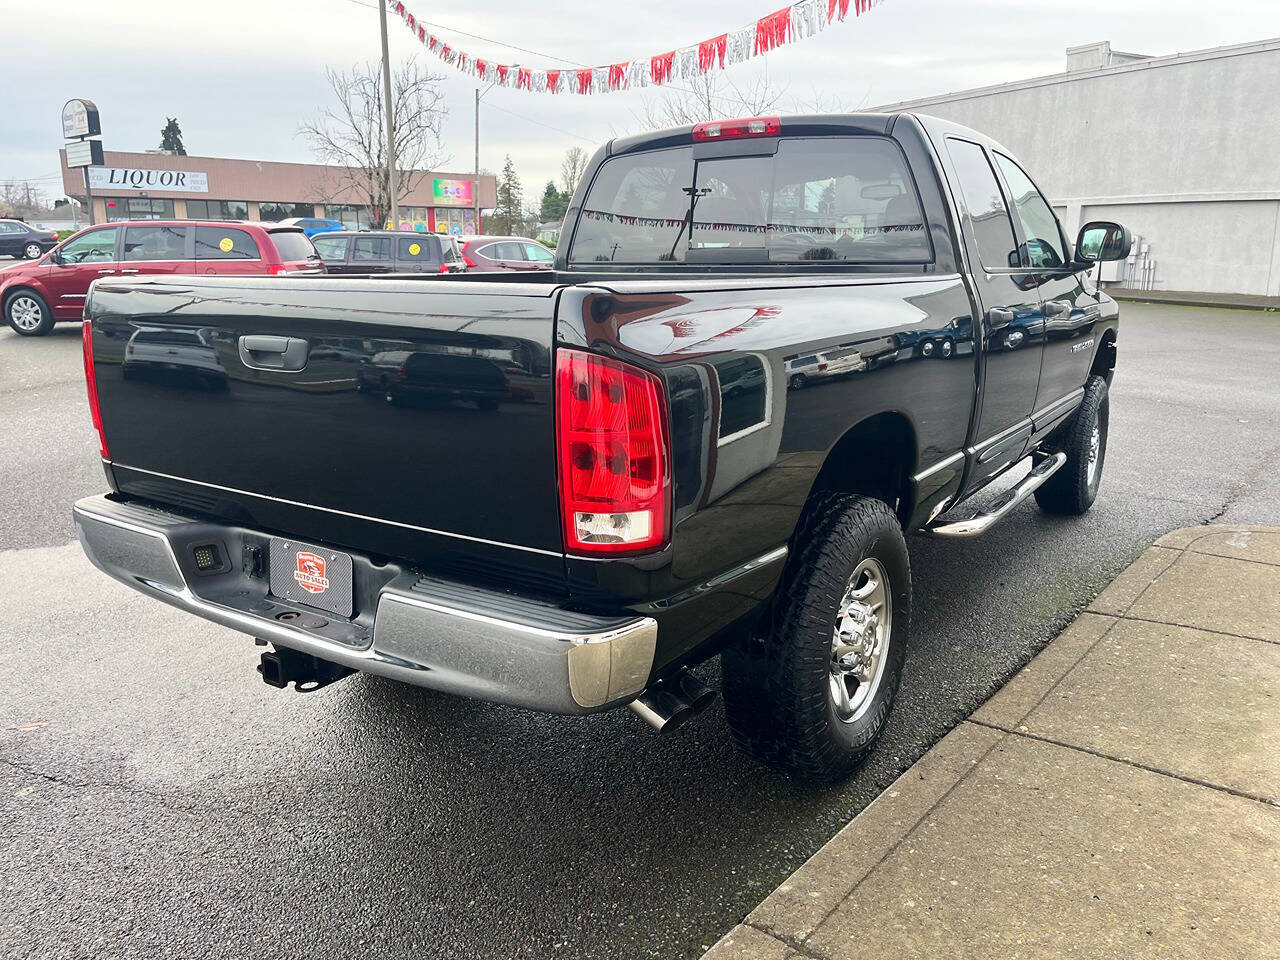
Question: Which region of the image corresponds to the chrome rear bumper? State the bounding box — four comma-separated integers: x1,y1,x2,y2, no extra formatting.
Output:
73,494,656,713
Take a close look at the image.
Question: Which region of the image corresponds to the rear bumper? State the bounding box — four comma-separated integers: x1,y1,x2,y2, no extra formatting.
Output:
72,494,656,713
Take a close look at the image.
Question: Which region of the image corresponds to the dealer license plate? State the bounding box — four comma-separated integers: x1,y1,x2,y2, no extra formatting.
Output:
268,537,354,618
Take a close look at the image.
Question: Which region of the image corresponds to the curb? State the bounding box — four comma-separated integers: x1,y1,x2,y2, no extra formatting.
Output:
702,524,1280,959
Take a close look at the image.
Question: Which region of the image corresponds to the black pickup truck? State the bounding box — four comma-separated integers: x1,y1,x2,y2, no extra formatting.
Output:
74,113,1130,783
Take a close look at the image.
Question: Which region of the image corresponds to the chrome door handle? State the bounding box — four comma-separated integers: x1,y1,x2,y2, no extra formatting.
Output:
238,335,309,372
96,268,115,274
1043,300,1072,318
988,307,1015,327
119,268,140,274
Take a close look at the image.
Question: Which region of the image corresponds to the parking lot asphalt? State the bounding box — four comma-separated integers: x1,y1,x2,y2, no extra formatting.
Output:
2,302,1279,960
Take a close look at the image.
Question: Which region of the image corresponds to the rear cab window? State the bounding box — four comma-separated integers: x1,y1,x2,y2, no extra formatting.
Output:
568,136,933,267
268,230,317,263
195,226,259,260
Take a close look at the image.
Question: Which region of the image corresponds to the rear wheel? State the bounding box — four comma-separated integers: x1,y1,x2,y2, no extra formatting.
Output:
1035,374,1109,515
722,494,910,783
23,242,44,260
5,290,54,336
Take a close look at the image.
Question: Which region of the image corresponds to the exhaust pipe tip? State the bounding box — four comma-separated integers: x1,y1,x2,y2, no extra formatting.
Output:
628,669,717,733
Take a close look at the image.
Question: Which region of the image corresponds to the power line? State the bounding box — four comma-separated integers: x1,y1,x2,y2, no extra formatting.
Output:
481,102,596,144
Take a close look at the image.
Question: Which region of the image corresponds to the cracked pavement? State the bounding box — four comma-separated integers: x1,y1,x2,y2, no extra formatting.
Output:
2,302,1279,959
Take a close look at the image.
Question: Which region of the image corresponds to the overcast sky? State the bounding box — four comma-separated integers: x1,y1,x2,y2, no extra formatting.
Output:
3,0,1279,206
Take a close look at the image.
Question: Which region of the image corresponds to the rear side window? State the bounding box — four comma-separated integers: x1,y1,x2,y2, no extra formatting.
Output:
945,139,1019,271
269,230,316,262
569,136,931,266
397,236,438,261
492,241,526,260
313,235,349,261
123,224,187,261
523,242,554,263
993,154,1066,269
352,237,390,261
195,226,259,260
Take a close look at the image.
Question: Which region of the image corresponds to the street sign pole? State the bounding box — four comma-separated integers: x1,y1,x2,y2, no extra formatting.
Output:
83,168,95,225
377,0,399,230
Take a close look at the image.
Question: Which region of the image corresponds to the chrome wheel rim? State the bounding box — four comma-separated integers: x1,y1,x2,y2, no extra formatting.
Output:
829,557,892,724
9,296,43,331
1086,419,1102,485
24,243,42,259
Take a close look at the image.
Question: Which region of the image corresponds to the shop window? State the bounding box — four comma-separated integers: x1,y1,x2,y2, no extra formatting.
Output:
259,201,314,221
105,197,173,222
187,200,248,221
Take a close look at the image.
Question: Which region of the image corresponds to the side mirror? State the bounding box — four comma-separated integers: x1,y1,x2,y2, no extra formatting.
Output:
1074,220,1131,265
49,248,64,265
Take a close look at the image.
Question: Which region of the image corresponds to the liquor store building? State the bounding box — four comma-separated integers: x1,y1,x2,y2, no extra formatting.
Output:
59,149,496,236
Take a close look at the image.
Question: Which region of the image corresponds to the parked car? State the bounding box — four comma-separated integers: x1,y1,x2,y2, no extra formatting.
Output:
0,219,59,260
2,220,322,336
275,217,344,238
74,113,1131,783
312,230,465,275
460,235,555,272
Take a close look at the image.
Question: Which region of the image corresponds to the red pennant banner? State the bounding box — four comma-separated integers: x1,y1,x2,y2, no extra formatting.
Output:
698,34,728,73
387,0,886,95
754,7,792,55
650,51,675,85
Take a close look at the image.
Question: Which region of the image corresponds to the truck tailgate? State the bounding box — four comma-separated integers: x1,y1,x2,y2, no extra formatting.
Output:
86,276,564,582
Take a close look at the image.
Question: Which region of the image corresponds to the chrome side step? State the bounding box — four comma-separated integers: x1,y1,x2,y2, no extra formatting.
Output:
925,452,1067,539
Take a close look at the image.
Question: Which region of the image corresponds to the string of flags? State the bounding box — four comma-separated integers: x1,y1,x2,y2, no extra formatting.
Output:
386,0,886,95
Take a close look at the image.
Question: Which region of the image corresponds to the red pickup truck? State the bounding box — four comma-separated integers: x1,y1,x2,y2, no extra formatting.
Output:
2,220,322,336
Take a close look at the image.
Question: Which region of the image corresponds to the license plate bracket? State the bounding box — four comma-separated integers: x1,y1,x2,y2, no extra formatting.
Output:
269,538,354,618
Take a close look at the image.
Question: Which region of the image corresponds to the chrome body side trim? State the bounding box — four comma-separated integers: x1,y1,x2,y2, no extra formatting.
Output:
73,494,655,713
112,463,562,558
912,450,965,484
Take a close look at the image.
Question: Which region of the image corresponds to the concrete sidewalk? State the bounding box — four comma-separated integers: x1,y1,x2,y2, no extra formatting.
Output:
704,525,1280,960
1110,288,1280,312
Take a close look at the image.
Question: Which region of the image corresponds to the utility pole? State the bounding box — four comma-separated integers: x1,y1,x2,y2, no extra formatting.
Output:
474,88,480,175
377,0,399,229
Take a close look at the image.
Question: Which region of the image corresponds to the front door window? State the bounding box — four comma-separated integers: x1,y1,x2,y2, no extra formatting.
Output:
58,228,119,263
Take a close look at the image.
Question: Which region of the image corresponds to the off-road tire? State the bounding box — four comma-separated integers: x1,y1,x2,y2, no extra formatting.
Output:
722,494,910,783
1035,374,1109,515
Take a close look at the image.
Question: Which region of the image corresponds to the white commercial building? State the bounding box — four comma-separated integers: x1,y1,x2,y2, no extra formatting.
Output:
875,38,1280,297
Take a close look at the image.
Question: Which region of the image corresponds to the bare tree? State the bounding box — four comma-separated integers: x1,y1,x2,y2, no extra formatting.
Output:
633,68,865,134
559,147,589,198
0,180,52,219
635,70,789,131
299,60,448,226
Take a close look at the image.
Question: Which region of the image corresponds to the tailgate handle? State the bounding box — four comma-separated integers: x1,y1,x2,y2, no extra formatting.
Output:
238,335,309,372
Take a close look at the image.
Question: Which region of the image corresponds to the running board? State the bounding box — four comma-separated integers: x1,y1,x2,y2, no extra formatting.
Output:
926,452,1067,539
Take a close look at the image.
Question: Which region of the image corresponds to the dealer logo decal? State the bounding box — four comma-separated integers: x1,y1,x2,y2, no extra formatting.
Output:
293,552,329,594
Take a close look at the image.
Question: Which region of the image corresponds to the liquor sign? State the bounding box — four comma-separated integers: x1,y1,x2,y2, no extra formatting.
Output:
62,98,101,139
65,139,104,169
432,178,473,206
87,167,210,193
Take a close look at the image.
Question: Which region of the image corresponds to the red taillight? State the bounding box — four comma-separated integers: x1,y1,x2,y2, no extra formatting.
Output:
463,255,477,268
692,115,781,142
82,320,109,459
439,262,449,274
556,349,669,555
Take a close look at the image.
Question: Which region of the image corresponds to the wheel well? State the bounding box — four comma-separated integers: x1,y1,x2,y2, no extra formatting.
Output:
3,285,47,310
805,412,916,526
1090,330,1117,385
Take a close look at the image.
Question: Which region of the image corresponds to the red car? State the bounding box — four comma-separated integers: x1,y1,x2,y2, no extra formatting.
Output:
460,235,556,272
1,220,322,336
